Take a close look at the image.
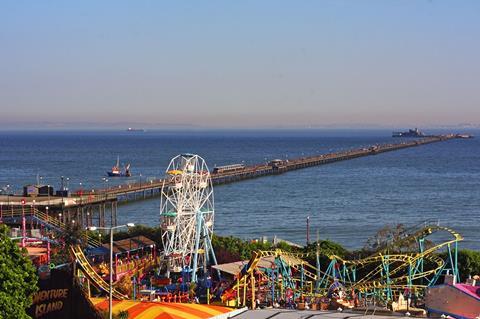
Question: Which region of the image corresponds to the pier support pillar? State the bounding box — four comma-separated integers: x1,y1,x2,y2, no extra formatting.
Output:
110,201,114,227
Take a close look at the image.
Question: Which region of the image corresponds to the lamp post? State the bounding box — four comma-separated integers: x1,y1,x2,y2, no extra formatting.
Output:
306,216,310,245
88,223,135,319
105,179,109,199
79,182,84,206
3,184,11,206
102,178,109,200
21,198,26,248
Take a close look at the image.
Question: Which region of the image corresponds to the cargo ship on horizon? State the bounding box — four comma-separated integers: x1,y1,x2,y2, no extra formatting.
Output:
127,127,145,132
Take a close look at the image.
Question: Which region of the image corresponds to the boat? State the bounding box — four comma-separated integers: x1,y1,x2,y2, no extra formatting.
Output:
107,156,132,177
456,133,474,139
124,163,131,177
392,128,426,138
126,128,145,132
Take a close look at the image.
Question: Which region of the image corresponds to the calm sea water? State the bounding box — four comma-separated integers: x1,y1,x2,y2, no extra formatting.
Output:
0,129,479,250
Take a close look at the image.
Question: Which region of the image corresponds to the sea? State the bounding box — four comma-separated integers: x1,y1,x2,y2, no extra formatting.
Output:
0,129,479,250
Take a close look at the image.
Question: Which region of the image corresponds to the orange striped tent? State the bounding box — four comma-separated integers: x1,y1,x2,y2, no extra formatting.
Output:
91,298,239,319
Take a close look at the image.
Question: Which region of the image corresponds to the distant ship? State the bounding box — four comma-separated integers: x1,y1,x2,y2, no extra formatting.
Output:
392,128,426,138
127,128,145,132
456,133,474,139
107,156,132,177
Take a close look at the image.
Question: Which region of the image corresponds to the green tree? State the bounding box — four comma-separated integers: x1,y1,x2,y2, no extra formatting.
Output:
211,235,277,263
451,249,480,282
0,224,38,319
303,239,349,271
63,222,88,248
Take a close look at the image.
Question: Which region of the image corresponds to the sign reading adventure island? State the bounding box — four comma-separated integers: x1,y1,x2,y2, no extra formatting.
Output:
32,288,69,317
28,269,72,319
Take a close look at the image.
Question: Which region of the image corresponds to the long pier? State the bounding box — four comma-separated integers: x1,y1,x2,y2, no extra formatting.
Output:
0,134,461,229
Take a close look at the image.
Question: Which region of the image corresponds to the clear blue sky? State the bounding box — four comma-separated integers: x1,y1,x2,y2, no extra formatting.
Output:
1,1,479,129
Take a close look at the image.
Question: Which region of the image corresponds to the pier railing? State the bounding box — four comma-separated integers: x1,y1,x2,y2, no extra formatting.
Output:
1,207,101,247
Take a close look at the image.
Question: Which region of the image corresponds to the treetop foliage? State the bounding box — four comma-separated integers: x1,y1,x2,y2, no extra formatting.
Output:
0,224,38,319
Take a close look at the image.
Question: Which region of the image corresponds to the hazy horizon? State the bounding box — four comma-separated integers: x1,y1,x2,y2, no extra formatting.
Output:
2,1,479,129
1,122,479,132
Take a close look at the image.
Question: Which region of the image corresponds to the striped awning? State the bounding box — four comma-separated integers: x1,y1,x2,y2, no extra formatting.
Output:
91,298,238,319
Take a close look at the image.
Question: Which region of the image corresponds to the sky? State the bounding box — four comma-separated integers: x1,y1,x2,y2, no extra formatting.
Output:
1,1,480,129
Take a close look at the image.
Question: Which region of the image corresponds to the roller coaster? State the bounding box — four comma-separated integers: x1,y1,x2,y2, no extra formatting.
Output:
70,245,128,300
67,221,463,308
221,224,463,309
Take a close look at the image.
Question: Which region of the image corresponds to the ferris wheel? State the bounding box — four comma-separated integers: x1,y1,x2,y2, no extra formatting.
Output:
160,153,217,282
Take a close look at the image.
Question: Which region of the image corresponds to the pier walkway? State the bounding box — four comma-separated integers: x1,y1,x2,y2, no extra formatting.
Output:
0,134,458,229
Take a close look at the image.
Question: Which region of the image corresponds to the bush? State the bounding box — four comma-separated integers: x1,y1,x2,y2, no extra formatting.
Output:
212,235,272,263
112,225,163,250
454,249,480,282
212,235,302,263
302,240,349,271
99,310,129,319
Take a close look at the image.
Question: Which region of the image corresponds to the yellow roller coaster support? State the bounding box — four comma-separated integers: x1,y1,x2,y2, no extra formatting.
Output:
70,245,127,300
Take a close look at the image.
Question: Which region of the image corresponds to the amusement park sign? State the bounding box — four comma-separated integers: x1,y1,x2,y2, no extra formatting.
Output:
28,269,72,319
32,288,69,317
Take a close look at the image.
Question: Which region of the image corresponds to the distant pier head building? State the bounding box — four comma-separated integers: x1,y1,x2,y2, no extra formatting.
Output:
392,128,426,138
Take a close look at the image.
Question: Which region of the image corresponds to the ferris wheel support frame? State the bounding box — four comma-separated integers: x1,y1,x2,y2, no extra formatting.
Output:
160,153,219,283
190,208,219,282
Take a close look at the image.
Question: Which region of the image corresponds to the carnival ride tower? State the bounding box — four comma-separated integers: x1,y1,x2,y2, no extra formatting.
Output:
160,154,218,282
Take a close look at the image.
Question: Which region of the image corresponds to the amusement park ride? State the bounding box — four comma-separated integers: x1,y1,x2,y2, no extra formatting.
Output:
11,153,477,317
220,224,465,312
160,154,218,282
61,154,220,306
